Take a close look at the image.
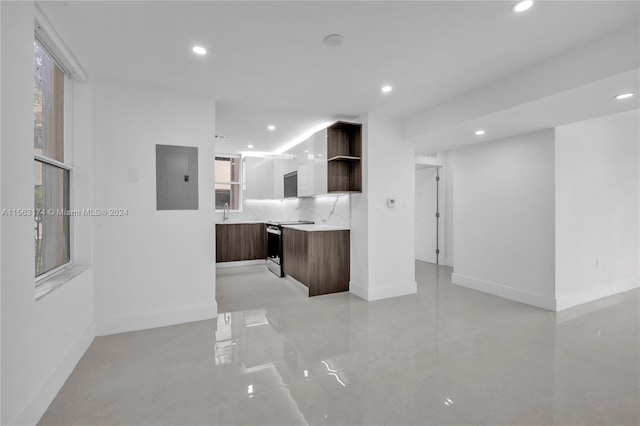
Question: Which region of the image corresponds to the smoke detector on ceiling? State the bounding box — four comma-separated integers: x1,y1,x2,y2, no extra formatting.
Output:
323,34,344,47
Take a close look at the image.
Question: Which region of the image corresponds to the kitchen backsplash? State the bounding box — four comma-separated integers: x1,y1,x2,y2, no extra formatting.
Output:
215,195,350,228
214,199,283,223
283,195,350,228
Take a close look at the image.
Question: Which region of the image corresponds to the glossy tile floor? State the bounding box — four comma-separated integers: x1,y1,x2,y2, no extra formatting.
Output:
40,262,640,425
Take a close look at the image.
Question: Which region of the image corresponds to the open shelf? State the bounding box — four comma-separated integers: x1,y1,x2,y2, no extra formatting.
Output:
326,121,362,193
328,160,361,192
327,122,361,158
328,155,361,162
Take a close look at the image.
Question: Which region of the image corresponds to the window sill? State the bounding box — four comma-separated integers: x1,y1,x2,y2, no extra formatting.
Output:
35,264,91,301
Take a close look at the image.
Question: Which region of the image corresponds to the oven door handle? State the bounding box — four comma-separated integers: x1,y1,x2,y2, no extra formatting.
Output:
267,228,281,235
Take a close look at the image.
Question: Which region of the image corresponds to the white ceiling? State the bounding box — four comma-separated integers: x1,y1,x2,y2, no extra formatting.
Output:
38,1,640,154
411,70,640,155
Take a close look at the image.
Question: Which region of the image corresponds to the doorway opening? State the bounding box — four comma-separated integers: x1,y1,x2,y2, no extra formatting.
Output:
415,163,444,265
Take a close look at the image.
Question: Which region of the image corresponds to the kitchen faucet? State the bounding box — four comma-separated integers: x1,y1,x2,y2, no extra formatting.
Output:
223,202,230,221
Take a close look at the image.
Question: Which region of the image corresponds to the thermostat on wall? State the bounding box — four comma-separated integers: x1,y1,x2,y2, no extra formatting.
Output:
387,198,396,208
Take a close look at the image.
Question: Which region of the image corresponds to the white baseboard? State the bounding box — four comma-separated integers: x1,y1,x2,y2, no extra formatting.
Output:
350,281,417,301
283,274,309,294
96,302,218,336
216,260,266,269
13,322,96,426
555,276,639,311
451,273,556,311
415,255,437,264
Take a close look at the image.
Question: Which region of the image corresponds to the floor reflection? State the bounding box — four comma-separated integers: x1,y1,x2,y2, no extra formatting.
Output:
39,262,640,426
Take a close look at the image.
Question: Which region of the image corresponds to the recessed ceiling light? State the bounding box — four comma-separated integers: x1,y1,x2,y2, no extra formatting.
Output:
192,46,207,55
323,34,344,47
304,150,309,153
247,144,254,149
267,125,276,131
513,1,534,13
475,130,486,136
614,92,635,100
381,85,393,93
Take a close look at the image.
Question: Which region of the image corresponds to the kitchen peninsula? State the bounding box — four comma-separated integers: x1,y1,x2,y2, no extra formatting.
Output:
282,225,350,297
215,220,350,297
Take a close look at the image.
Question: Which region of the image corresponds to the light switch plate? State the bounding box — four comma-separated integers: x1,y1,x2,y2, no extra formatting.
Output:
128,168,140,182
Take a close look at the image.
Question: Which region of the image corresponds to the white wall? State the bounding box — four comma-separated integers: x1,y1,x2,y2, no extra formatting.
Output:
1,2,95,424
92,78,216,336
350,114,417,301
449,130,556,309
350,115,370,295
0,3,3,421
555,110,640,310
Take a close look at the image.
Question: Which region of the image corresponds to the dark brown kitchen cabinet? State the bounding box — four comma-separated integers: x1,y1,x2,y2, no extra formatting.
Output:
282,228,350,296
216,223,266,262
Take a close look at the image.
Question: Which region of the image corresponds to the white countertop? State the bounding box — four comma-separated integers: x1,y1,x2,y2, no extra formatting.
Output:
216,220,265,225
282,224,350,232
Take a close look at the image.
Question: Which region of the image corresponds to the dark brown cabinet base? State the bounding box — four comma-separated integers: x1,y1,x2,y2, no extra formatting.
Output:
216,223,266,262
282,228,350,297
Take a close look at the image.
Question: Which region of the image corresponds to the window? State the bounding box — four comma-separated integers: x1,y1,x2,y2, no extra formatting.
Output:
215,155,241,210
34,39,71,277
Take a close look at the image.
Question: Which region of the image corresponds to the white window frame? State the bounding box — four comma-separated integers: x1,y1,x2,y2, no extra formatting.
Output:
215,153,243,212
34,36,75,283
33,5,86,289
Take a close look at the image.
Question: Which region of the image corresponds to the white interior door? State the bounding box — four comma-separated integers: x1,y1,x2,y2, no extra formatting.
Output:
415,166,438,264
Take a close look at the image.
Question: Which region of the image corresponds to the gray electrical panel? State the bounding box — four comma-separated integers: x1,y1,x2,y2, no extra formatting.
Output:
156,145,199,210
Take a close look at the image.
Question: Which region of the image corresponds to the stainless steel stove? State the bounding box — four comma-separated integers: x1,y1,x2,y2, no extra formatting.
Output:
266,220,314,277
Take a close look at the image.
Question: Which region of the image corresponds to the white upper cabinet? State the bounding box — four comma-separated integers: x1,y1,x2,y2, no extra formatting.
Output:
295,135,313,197
312,129,328,195
270,157,284,200
243,156,273,199
294,130,327,197
269,155,295,199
